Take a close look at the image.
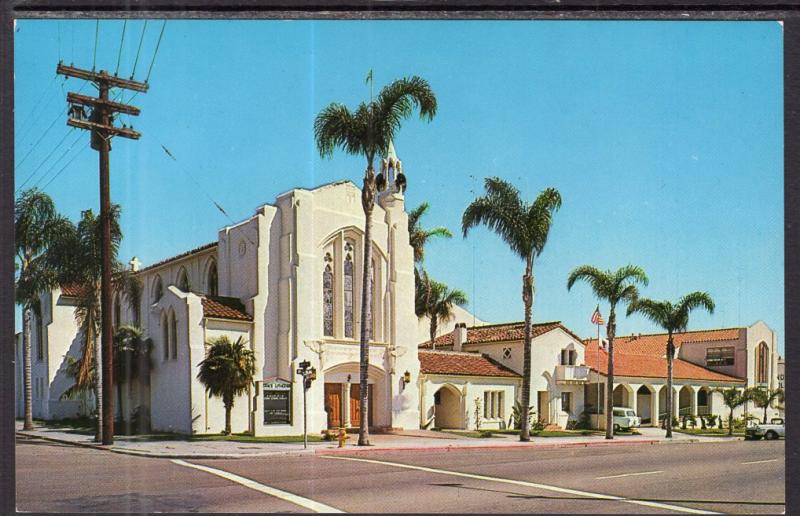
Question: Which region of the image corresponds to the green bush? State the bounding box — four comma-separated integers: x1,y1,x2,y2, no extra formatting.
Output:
479,430,494,438
565,419,578,430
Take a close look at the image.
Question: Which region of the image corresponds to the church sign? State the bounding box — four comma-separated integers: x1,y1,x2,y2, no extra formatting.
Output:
263,379,293,425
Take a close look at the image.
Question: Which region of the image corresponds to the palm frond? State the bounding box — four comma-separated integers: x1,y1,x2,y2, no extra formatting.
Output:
314,103,360,159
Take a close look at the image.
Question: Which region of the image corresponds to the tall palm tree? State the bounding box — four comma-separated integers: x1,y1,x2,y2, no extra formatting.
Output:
626,292,714,438
715,387,749,436
315,74,437,446
15,188,72,431
463,178,562,441
566,265,648,439
415,270,468,349
749,386,784,424
50,207,123,440
197,336,256,435
408,202,452,264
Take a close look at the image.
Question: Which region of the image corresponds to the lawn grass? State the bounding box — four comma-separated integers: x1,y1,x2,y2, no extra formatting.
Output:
190,433,325,443
440,428,604,438
674,428,744,437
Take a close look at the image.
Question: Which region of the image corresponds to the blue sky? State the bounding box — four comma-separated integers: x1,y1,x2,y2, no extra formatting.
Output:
14,20,784,352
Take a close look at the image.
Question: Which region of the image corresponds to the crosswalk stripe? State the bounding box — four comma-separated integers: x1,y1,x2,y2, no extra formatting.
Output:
172,459,344,513
323,455,718,515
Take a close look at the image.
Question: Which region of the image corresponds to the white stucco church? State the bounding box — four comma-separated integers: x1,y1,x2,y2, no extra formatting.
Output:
14,146,782,435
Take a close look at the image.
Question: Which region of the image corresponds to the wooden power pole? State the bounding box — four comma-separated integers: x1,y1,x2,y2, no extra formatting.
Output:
56,63,148,445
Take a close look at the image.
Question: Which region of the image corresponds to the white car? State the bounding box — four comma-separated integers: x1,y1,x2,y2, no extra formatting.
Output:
612,407,641,431
745,418,785,440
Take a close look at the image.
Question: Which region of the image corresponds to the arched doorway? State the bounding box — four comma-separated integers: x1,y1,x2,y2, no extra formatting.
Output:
323,363,386,429
434,385,463,429
636,385,654,424
613,384,633,408
679,386,693,417
697,387,712,416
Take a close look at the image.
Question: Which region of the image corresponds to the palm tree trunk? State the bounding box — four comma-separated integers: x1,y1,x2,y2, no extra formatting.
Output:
519,257,533,442
666,334,674,438
605,311,616,439
728,409,733,436
763,405,768,424
429,315,437,350
358,168,376,446
94,333,103,442
225,401,232,435
22,307,34,430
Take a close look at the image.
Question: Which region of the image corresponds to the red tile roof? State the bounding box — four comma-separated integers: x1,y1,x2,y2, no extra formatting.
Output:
583,341,744,383
419,350,521,378
584,327,743,356
59,283,86,298
201,296,252,322
137,242,217,274
420,321,583,349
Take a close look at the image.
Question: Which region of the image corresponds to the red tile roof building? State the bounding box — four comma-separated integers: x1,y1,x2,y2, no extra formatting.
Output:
419,350,521,378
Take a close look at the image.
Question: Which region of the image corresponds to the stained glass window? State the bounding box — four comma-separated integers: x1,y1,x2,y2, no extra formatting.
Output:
366,258,375,341
323,253,334,337
344,242,354,338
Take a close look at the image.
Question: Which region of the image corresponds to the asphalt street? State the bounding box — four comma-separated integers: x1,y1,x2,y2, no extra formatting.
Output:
16,436,785,514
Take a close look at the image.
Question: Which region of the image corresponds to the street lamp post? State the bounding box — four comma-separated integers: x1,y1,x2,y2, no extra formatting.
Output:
296,360,317,449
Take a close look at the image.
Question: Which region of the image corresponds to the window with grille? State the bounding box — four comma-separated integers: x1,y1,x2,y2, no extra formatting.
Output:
706,346,735,366
323,253,334,337
483,391,504,419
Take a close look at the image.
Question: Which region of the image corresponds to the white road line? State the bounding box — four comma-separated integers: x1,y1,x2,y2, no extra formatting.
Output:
171,459,344,513
323,456,718,515
596,470,664,480
741,459,779,465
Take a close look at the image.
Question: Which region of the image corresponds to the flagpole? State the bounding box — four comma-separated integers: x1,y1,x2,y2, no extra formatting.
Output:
596,318,600,426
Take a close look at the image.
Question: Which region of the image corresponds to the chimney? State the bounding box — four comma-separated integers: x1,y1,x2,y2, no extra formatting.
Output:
453,323,467,352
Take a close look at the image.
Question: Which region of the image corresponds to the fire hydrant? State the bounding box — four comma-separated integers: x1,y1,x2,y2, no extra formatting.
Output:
338,426,347,448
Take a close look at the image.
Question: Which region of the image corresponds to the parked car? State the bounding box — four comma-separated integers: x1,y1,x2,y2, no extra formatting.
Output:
612,407,641,431
745,418,785,440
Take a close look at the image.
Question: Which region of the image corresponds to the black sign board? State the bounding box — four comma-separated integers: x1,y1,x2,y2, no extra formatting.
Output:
263,379,292,425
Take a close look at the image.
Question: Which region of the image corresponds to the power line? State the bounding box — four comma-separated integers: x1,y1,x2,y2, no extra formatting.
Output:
145,21,167,83
157,139,256,247
29,130,85,191
15,79,89,170
131,20,148,79
15,126,76,193
93,20,99,71
40,141,91,191
115,20,127,77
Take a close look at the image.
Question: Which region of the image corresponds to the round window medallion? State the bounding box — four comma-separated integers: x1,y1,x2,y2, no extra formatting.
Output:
238,240,247,256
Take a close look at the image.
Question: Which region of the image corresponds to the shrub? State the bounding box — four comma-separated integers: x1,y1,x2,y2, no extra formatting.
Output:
565,419,578,430
479,430,494,438
511,401,535,430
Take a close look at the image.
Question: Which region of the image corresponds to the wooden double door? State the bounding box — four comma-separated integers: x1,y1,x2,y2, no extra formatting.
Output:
324,383,374,429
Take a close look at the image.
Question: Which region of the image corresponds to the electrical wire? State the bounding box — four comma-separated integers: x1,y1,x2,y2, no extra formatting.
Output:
40,141,91,191
157,138,256,247
115,20,127,76
92,20,99,71
30,130,86,191
131,20,148,79
16,127,76,193
145,21,166,83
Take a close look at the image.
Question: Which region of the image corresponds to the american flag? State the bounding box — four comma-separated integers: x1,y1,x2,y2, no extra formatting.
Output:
591,306,604,325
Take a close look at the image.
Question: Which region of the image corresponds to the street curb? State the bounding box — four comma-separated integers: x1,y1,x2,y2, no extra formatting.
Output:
16,431,319,459
19,430,730,459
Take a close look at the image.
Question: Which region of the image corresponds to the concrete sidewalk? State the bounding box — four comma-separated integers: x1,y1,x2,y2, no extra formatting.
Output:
16,422,737,459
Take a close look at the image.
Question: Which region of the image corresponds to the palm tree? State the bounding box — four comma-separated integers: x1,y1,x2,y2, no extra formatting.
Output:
315,74,437,446
566,265,648,439
50,207,123,440
715,387,749,436
15,188,72,431
749,386,784,424
408,202,452,264
463,178,562,441
626,292,714,438
197,336,256,435
415,270,468,348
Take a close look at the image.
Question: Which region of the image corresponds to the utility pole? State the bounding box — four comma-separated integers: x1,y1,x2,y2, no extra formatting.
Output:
56,63,148,445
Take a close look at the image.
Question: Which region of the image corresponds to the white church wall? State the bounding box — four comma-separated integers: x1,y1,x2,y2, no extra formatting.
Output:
43,291,86,420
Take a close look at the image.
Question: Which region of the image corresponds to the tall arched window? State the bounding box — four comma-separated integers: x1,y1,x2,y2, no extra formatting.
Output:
177,268,190,292
161,312,169,360
366,258,375,341
343,241,355,338
323,253,334,337
170,311,178,359
153,276,164,303
755,342,769,384
207,261,218,297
